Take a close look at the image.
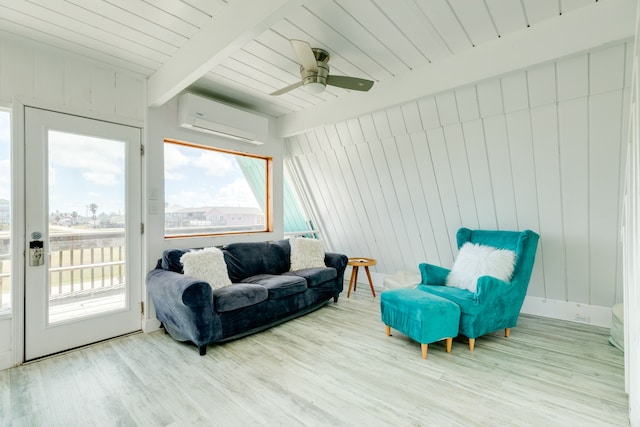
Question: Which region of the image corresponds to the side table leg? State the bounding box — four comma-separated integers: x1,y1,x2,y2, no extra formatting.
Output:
347,266,358,298
364,266,376,297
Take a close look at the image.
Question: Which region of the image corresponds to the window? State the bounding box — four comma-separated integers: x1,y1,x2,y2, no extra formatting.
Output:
164,139,272,237
0,110,10,314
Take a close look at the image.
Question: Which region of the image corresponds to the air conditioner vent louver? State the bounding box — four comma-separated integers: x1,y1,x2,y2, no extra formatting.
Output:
177,93,268,145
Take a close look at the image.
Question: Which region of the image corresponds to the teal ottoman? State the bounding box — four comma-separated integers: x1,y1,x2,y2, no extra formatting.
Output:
381,288,460,359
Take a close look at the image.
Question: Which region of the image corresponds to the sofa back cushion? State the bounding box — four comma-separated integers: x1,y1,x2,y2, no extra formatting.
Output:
162,248,190,273
223,240,290,283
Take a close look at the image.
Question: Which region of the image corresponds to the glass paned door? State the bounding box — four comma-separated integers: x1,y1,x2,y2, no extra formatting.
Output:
24,107,142,360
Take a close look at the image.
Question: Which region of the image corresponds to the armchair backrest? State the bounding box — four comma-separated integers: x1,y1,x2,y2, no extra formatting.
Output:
456,228,540,295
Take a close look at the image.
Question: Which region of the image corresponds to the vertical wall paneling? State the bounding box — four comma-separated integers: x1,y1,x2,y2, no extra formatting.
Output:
455,86,480,122
476,79,504,117
34,50,65,105
435,92,459,126
461,119,498,230
370,138,416,269
400,102,424,134
356,142,405,270
530,104,566,301
417,97,441,130
501,71,529,113
589,90,624,307
0,41,34,102
443,124,479,229
527,63,557,108
504,110,545,297
64,59,92,110
284,40,631,321
91,68,117,115
425,128,462,254
557,97,590,304
410,132,453,266
383,135,424,270
482,115,518,230
397,134,440,267
342,144,391,272
115,74,144,121
556,54,588,101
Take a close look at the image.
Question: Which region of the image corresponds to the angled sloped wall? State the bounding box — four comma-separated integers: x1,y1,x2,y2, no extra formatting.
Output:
284,41,631,325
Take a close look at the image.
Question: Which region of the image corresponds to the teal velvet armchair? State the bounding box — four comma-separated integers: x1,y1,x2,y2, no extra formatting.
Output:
418,228,539,350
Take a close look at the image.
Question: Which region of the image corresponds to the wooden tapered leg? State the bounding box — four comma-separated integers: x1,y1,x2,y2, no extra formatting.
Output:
505,328,511,338
469,338,475,351
386,325,391,336
364,266,376,297
446,338,453,353
421,344,428,359
347,267,357,298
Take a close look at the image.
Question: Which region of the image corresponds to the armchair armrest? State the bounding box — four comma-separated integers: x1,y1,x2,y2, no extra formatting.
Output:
474,275,513,305
418,263,450,286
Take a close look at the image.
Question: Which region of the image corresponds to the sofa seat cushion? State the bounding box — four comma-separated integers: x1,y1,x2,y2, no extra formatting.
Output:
213,283,268,313
285,267,337,288
242,274,307,299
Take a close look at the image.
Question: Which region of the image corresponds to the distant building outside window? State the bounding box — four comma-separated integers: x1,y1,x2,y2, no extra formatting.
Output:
164,139,272,237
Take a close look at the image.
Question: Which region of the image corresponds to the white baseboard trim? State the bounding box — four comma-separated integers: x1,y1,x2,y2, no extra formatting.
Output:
0,350,14,371
143,318,161,333
521,296,613,328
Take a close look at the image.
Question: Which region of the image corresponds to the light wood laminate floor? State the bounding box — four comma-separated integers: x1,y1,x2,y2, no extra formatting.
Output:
0,290,628,426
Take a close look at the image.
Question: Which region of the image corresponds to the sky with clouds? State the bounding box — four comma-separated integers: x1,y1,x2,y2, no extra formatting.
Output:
0,112,261,220
164,142,260,209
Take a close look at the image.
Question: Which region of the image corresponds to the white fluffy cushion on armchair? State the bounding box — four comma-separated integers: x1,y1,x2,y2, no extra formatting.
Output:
446,243,516,293
289,237,325,271
181,247,232,290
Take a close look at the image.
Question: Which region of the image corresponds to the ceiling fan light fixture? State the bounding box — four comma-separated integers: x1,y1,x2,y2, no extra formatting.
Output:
304,81,325,94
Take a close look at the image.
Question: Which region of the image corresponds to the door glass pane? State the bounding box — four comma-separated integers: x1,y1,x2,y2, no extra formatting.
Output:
47,131,126,324
0,111,10,314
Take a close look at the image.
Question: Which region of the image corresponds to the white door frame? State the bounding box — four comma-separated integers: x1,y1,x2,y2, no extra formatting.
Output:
10,99,146,365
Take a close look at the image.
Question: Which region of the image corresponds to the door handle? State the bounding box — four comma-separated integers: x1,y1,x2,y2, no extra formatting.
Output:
29,240,44,266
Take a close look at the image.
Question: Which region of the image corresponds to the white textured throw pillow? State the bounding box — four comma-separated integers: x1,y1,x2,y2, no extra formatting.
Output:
181,247,232,290
446,242,516,293
289,237,325,271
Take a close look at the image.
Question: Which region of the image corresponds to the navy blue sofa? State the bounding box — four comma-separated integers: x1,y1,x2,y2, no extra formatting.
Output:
146,240,348,355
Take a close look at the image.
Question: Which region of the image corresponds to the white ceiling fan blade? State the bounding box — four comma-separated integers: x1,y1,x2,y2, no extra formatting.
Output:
326,75,374,91
290,39,318,73
270,80,304,96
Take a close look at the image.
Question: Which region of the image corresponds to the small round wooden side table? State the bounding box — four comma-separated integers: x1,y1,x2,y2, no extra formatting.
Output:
347,257,377,298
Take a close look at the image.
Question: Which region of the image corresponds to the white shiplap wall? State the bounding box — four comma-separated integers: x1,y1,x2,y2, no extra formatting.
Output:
0,35,146,370
285,41,631,323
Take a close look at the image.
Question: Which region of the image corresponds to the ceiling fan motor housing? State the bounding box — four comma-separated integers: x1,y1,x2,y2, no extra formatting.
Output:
300,62,329,86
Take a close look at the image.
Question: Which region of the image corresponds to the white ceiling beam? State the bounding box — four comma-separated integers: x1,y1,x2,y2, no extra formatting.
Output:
275,0,636,137
147,0,302,107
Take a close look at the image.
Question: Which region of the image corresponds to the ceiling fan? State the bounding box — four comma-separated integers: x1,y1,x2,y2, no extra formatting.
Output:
270,39,374,96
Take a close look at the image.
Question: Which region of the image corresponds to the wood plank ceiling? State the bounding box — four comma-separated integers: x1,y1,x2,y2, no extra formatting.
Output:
0,0,598,118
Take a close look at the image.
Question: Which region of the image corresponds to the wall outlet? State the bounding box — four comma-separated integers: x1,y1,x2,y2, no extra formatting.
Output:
575,314,590,323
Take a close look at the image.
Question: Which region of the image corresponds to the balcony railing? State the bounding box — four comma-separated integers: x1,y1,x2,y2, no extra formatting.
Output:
0,231,126,311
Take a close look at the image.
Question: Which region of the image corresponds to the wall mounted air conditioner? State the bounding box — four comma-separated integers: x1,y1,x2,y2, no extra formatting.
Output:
177,92,268,145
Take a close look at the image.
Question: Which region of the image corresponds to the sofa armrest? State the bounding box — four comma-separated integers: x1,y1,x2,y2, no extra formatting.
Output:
146,268,215,345
324,252,348,272
418,263,450,287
